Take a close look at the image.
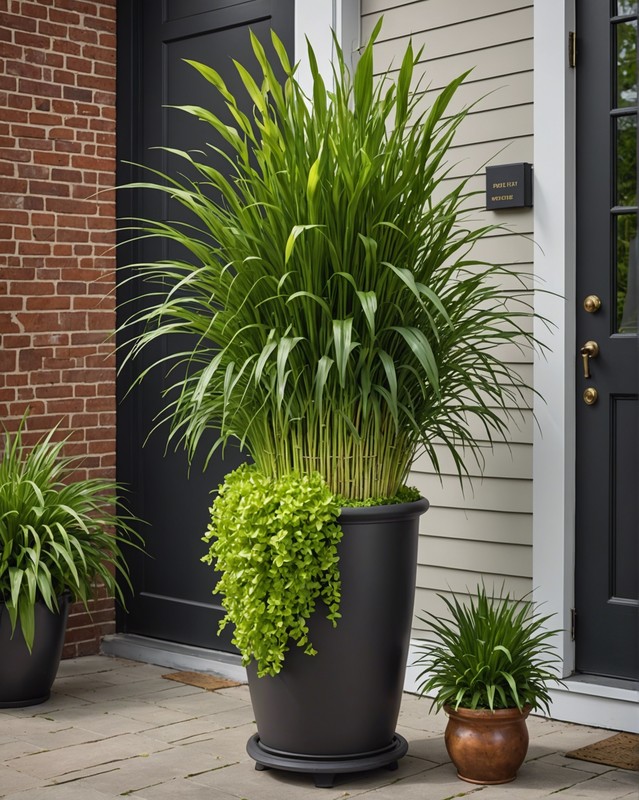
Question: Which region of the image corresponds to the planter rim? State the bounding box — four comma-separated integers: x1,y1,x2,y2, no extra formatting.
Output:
444,704,532,721
338,496,429,524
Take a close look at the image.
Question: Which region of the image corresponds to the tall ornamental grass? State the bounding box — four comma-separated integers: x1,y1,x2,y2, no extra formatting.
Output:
120,21,539,500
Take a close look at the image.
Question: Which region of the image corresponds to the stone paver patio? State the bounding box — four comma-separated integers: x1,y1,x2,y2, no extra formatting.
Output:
0,655,637,799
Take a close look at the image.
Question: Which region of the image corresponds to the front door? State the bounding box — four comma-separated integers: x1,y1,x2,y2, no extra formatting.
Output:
116,0,294,650
575,0,638,680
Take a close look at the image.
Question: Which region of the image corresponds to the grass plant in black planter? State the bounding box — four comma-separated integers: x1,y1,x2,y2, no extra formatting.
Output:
415,585,563,784
0,417,141,707
119,20,542,785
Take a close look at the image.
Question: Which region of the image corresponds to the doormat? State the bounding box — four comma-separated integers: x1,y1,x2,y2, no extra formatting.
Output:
161,671,243,691
565,732,639,771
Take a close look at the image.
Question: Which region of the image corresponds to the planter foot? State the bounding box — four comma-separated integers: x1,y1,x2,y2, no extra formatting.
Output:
386,760,398,771
246,733,408,787
254,763,269,772
313,773,336,788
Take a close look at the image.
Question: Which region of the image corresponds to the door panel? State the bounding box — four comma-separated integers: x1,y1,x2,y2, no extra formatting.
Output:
575,0,638,680
116,0,294,650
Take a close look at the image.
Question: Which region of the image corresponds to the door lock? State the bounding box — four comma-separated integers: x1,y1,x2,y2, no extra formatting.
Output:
583,387,598,405
580,340,599,378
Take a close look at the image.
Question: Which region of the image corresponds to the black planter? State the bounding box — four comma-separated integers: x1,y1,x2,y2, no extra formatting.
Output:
0,594,70,708
246,497,429,785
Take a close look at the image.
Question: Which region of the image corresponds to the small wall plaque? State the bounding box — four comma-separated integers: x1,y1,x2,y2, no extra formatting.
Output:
486,163,533,210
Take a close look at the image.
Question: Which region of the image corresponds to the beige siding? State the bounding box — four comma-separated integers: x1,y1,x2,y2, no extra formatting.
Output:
363,0,535,633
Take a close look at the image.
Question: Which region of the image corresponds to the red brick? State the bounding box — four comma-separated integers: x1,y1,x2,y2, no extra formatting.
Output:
26,295,72,310
18,78,62,98
28,180,70,197
52,139,82,154
84,15,114,33
77,100,101,116
46,397,84,413
0,42,22,59
0,296,24,311
0,349,16,372
49,7,81,25
40,21,75,42
94,62,115,79
11,124,47,139
77,73,113,93
98,4,116,22
63,85,92,102
0,12,37,33
31,227,55,242
7,94,33,111
45,198,96,214
0,149,30,164
34,151,70,167
52,69,77,86
35,384,74,399
32,332,69,346
18,138,53,154
6,60,42,80
12,279,58,300
65,56,92,74
18,164,49,179
2,334,31,347
0,178,28,193
74,383,97,396
20,2,48,20
16,387,36,401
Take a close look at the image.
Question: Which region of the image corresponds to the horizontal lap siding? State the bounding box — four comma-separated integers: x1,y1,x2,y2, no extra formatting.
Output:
0,0,118,658
362,0,534,632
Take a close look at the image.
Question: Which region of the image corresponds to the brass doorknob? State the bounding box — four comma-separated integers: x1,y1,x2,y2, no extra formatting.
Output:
580,340,599,378
583,295,602,313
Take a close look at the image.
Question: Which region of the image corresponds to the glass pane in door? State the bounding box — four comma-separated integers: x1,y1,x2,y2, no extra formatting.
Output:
616,214,638,332
616,19,637,107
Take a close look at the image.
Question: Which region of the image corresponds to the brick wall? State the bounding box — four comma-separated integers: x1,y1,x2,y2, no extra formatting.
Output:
0,0,118,657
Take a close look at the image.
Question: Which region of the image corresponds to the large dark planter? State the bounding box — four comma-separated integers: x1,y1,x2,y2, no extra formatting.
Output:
246,497,429,786
0,594,70,708
444,704,531,784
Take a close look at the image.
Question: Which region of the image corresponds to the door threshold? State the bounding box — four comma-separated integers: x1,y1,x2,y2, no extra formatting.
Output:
564,673,639,697
101,633,248,683
549,674,639,733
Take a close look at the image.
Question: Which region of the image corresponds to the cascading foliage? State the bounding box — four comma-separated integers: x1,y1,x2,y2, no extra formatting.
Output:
119,20,539,501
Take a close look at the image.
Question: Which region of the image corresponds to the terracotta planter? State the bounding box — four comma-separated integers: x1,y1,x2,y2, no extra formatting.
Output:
444,704,531,784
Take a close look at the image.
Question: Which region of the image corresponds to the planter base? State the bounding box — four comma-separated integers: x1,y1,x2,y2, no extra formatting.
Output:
246,732,408,788
0,595,70,709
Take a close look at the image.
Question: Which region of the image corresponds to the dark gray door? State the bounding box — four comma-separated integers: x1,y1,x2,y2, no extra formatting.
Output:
116,0,294,650
575,0,638,679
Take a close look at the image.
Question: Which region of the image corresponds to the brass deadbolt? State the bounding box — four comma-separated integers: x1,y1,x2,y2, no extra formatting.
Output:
583,387,598,405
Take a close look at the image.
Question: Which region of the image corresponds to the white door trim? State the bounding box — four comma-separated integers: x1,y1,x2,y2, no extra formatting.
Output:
532,0,577,675
533,0,638,730
294,0,361,94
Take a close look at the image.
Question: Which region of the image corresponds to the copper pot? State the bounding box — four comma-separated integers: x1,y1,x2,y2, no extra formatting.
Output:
444,704,531,784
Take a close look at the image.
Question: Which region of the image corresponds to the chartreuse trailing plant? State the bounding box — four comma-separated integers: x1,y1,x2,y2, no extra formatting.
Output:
202,465,342,676
118,19,542,501
0,416,142,651
414,584,563,714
